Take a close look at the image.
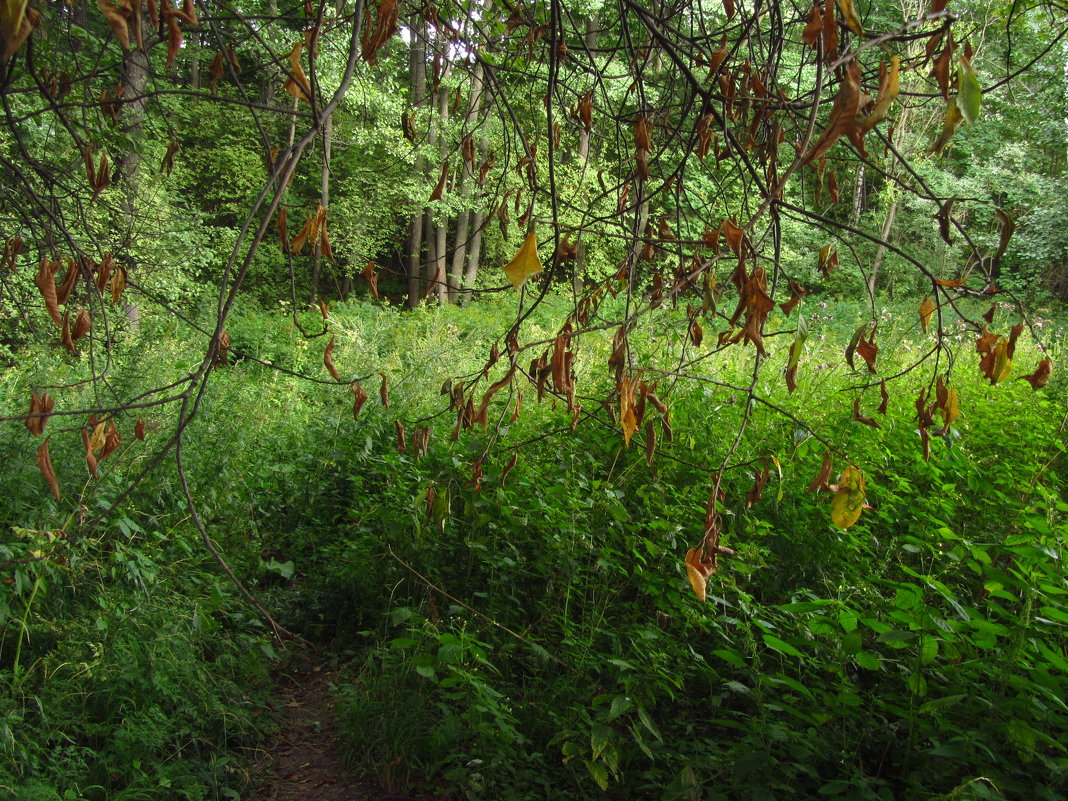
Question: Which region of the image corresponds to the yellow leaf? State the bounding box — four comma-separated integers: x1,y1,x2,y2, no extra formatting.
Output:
685,547,715,602
502,231,543,289
836,0,863,35
830,465,866,529
619,375,637,446
918,296,935,333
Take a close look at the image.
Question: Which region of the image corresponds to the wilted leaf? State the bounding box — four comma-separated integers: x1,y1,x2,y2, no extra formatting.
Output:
347,381,369,420
71,308,91,340
807,451,834,493
817,243,839,277
801,2,822,49
805,61,861,163
35,258,61,326
428,162,448,202
100,420,121,460
503,231,543,289
324,337,340,380
619,375,637,446
97,0,131,49
853,397,881,429
931,97,963,154
110,265,127,303
918,296,936,333
395,420,405,453
685,547,716,602
283,42,312,103
1020,358,1052,390
836,0,863,34
378,370,389,408
134,418,146,440
830,465,866,529
878,380,889,414
36,436,60,502
856,329,878,373
1,2,40,62
24,391,55,436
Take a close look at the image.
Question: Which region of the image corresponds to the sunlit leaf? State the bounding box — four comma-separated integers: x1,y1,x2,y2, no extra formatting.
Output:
830,465,866,529
957,55,982,126
503,231,543,289
918,296,936,333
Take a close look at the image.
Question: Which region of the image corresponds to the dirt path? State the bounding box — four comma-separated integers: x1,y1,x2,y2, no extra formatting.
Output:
248,653,425,801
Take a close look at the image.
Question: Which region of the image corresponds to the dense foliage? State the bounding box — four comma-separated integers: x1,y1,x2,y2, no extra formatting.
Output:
1,0,1067,798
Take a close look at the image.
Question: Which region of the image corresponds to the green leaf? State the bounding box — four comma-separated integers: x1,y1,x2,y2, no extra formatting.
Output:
906,671,928,696
586,760,610,791
763,634,804,658
919,637,939,665
855,650,881,670
957,56,982,126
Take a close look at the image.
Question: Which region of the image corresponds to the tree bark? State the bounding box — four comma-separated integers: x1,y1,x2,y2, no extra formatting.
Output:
406,15,428,307
309,111,332,303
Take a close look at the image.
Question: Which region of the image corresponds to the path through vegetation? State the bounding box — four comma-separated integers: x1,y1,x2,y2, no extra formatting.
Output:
249,652,425,801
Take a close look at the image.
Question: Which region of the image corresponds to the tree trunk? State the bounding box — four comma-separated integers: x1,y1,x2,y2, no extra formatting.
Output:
309,111,332,303
448,61,485,303
406,15,428,307
431,63,451,304
461,209,485,302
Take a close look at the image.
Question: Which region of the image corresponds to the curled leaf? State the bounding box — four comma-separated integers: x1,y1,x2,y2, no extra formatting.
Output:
134,418,146,440
24,391,55,436
36,436,60,502
830,465,866,529
1020,358,1052,390
352,381,369,420
324,336,340,380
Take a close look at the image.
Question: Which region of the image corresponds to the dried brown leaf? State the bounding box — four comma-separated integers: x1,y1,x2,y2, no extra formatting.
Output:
36,436,60,502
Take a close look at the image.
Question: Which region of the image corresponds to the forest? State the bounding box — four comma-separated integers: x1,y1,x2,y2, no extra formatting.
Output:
0,0,1066,798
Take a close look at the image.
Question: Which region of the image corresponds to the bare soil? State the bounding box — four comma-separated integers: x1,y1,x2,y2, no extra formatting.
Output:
248,653,432,801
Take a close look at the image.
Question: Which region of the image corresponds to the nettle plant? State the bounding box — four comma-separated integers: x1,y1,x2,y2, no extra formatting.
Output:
0,0,1063,632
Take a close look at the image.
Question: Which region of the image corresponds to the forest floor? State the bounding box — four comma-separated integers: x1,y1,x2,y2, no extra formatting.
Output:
248,651,433,801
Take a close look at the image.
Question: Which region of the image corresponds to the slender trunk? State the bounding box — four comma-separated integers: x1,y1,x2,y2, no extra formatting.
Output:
117,32,149,327
406,15,428,307
423,211,438,299
868,197,898,295
851,165,865,223
309,112,332,303
448,61,485,303
572,14,599,294
431,64,451,304
461,212,485,300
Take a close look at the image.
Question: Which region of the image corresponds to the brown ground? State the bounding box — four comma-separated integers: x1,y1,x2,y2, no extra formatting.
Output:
247,652,431,801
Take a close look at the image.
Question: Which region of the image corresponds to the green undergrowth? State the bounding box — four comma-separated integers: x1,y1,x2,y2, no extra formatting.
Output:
1,294,1066,800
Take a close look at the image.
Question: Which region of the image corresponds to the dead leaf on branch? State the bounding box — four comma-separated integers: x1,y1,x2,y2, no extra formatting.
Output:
24,391,55,436
853,396,881,429
1,3,40,63
807,451,834,493
324,337,340,381
35,258,61,327
830,465,866,529
36,436,60,502
805,61,861,164
918,296,936,333
1020,358,1052,390
503,231,544,289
